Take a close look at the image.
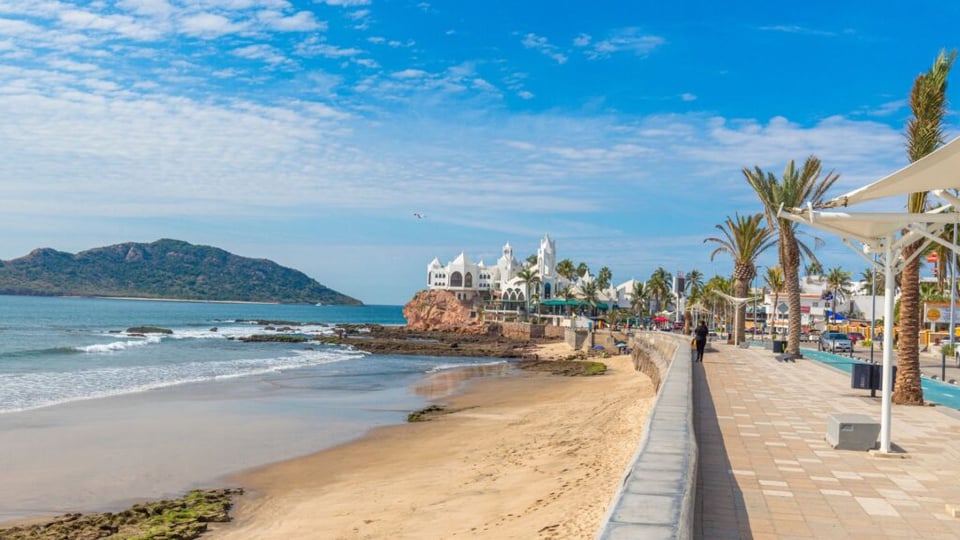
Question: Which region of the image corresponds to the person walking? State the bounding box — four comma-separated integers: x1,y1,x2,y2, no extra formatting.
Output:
694,321,709,362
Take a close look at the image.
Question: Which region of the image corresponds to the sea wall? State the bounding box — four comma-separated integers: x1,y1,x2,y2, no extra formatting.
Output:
500,322,546,339
597,332,697,540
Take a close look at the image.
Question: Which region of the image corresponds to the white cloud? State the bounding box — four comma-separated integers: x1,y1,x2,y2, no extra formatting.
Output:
681,93,696,102
347,9,370,20
0,17,43,36
180,13,244,38
517,90,534,100
317,0,371,6
758,25,838,37
232,44,290,65
585,28,664,60
521,33,567,64
392,68,427,79
48,59,101,72
117,0,175,18
296,37,363,58
573,33,591,47
257,10,323,32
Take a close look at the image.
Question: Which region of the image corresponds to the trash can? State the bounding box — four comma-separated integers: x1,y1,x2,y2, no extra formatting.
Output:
772,340,787,353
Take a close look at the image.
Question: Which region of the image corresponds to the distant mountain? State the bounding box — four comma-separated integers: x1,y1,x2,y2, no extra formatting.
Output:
0,239,362,305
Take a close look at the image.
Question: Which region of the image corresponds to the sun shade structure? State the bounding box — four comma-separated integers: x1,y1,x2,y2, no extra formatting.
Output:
713,290,763,347
818,136,960,209
780,168,960,454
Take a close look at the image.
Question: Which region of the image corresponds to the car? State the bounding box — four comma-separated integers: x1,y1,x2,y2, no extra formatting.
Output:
819,332,853,352
847,332,866,345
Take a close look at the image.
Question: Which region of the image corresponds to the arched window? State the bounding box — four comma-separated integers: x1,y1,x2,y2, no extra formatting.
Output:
428,271,432,285
450,271,463,287
465,272,473,288
543,282,552,299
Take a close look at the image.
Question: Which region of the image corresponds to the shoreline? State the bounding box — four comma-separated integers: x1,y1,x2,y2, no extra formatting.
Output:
0,339,655,539
207,342,655,539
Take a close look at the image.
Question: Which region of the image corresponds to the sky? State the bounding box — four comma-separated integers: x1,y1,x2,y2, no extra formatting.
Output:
2,0,960,305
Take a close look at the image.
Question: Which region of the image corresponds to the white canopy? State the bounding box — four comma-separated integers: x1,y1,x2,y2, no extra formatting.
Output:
779,206,959,249
819,136,960,209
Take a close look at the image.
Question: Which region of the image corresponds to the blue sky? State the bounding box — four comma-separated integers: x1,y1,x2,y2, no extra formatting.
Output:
1,1,959,305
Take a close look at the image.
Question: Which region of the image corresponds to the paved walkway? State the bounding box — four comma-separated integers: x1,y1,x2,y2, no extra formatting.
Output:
694,342,960,539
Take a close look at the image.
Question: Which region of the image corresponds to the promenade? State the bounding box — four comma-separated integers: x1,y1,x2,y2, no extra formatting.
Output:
694,342,960,539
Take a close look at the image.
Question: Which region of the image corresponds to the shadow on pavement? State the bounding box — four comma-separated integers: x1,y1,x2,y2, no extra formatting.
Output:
693,357,753,540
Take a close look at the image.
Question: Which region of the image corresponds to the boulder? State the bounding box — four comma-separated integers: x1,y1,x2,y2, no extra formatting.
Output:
403,290,487,334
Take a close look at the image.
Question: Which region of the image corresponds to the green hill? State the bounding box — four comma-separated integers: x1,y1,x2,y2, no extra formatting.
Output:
0,239,362,305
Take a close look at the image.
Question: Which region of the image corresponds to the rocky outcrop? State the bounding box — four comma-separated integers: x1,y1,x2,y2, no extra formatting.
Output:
403,289,487,334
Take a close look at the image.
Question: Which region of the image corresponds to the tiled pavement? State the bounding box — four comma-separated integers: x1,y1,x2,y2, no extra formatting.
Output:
693,343,960,539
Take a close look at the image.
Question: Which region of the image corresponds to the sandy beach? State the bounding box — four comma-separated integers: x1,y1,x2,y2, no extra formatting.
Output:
209,342,656,540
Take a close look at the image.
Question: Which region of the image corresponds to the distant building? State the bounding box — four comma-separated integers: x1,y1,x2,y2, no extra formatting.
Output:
426,234,628,309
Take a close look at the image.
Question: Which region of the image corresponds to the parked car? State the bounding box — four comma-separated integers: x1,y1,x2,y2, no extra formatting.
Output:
819,332,853,352
847,332,866,345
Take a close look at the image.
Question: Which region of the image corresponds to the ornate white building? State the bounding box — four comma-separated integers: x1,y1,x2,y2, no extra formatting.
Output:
425,234,639,314
427,235,563,305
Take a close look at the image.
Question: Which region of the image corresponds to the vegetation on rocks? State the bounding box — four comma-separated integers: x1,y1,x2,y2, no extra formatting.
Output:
0,488,242,540
0,239,360,305
126,326,174,335
238,334,308,343
514,360,607,376
407,405,446,422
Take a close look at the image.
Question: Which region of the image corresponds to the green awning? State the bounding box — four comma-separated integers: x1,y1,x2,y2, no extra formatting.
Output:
540,299,609,309
541,299,587,306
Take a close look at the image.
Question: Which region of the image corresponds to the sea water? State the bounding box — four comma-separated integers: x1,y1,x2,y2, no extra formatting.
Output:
0,295,511,520
0,295,502,414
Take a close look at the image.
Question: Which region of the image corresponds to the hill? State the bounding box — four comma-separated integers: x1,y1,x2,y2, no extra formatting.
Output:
0,239,362,305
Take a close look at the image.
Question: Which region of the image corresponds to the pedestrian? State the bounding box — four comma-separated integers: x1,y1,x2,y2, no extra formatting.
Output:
694,321,709,362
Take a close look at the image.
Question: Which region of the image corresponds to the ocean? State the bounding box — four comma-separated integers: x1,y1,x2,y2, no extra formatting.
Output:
0,295,509,520
0,295,503,414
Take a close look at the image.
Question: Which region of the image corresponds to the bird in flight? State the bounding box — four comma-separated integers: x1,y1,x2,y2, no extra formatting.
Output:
413,212,426,219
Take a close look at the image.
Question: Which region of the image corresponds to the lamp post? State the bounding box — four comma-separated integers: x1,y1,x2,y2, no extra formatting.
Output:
870,256,877,365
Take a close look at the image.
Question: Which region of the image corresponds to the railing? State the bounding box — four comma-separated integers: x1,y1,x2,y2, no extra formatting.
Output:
597,331,697,539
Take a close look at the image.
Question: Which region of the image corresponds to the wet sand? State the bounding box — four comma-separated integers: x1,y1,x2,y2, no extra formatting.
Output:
208,343,656,539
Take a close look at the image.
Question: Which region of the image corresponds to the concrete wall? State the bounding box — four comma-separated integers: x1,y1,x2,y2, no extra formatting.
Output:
597,332,697,540
500,322,546,339
565,328,589,350
544,325,565,339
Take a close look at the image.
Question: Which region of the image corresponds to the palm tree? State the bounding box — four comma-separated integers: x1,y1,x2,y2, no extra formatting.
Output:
825,266,852,326
683,269,705,332
556,259,576,280
630,281,650,318
576,262,590,278
580,281,600,317
704,213,776,344
515,267,541,317
763,266,785,339
704,274,733,335
557,285,577,316
860,266,882,295
744,158,840,356
648,267,671,313
895,49,956,406
596,266,613,290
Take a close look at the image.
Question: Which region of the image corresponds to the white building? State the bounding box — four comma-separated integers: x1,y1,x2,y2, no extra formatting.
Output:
426,234,629,310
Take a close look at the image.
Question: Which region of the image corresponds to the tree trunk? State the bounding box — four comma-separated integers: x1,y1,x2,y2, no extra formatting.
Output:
783,239,802,356
894,243,924,405
734,277,748,344
770,292,780,340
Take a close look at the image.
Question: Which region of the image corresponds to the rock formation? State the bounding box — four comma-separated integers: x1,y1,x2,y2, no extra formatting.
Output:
403,289,487,333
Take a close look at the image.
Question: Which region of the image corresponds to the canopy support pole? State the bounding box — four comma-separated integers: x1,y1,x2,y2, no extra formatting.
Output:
880,235,895,454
